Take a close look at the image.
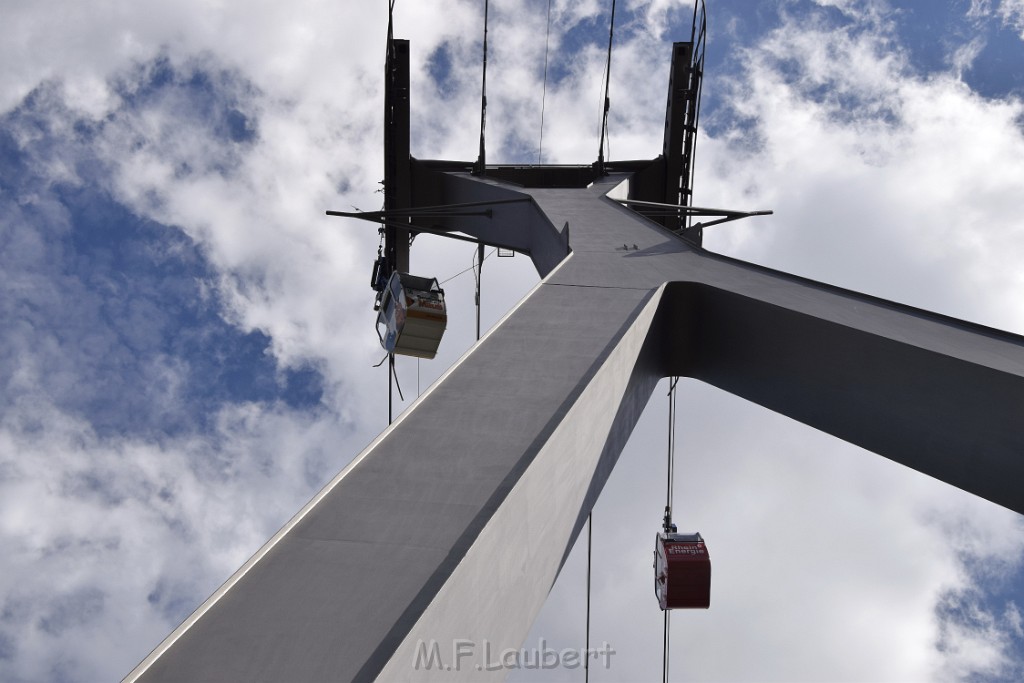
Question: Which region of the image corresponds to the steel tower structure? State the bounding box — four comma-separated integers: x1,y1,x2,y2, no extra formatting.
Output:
126,24,1024,683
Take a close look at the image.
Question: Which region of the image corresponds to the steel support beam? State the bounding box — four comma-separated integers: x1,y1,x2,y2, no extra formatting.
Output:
384,38,410,274
127,173,1024,682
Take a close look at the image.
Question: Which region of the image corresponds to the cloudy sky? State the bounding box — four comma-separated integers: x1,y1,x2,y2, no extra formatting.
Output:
2,0,1024,681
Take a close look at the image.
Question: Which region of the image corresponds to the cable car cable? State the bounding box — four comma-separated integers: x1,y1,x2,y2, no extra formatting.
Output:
662,610,671,683
686,0,708,231
475,0,489,175
475,242,484,340
662,377,679,682
537,0,553,165
585,511,592,683
392,358,405,402
667,377,678,523
596,0,616,174
387,353,405,425
440,248,494,286
385,0,396,60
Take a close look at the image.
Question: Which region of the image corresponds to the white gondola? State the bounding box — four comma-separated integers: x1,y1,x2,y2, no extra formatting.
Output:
376,271,447,359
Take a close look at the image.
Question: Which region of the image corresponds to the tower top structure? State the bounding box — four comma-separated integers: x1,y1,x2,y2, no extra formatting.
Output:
127,7,1024,681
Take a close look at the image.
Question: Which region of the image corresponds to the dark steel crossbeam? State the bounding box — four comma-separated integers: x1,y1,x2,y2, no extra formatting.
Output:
328,211,532,255
612,198,773,234
613,199,771,217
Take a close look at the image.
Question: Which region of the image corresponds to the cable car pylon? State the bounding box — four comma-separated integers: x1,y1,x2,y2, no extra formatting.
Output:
126,2,1024,681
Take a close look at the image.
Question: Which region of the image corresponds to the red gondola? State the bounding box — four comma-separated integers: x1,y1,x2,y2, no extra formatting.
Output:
654,532,711,610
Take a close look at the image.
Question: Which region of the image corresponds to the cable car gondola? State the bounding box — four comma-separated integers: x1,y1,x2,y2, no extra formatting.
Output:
654,531,711,609
375,271,447,359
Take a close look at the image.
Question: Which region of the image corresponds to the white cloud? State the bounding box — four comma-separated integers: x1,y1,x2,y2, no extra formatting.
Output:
949,35,987,77
700,3,1024,334
996,0,1024,35
2,0,1023,681
0,388,373,680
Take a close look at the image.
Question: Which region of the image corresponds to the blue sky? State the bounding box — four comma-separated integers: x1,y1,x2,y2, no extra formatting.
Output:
2,81,319,439
2,0,1024,681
